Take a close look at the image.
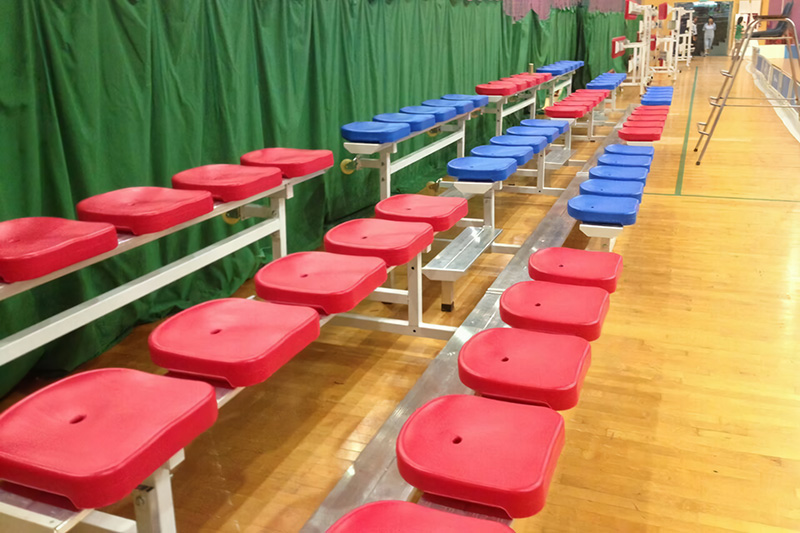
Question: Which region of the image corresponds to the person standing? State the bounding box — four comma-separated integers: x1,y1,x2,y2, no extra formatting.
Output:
703,17,717,56
735,16,744,47
692,17,700,56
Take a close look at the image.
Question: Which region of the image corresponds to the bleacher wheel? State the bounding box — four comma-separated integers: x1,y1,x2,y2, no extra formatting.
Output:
427,128,441,138
426,179,442,192
340,158,358,175
222,209,240,225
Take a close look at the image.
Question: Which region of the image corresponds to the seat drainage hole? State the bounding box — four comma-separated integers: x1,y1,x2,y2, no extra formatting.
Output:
361,236,368,239
501,357,509,362
452,436,462,444
535,303,541,307
210,329,222,335
70,415,86,424
559,264,564,267
300,274,309,278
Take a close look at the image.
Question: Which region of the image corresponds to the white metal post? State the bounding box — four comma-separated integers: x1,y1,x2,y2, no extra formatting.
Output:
456,117,466,158
271,195,288,258
133,466,177,533
407,254,423,328
483,188,495,228
380,151,392,200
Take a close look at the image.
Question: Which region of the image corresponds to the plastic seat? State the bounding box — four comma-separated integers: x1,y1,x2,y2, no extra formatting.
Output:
627,114,667,123
605,144,655,157
641,98,672,106
255,251,387,315
598,154,652,169
328,500,515,533
396,394,565,518
400,105,456,123
574,89,611,98
499,280,610,340
324,218,434,267
580,179,644,202
0,218,118,283
447,156,517,182
618,126,663,142
458,328,591,409
528,246,623,293
521,118,569,134
375,194,468,232
0,368,217,509
423,99,473,115
507,126,559,143
589,165,648,182
490,134,548,154
76,187,214,235
171,164,283,202
239,147,334,178
442,94,490,107
471,144,534,166
475,82,516,96
633,105,670,113
341,121,411,143
149,299,320,387
567,195,639,226
374,112,436,132
498,78,531,91
624,120,665,129
544,105,588,118
632,110,669,118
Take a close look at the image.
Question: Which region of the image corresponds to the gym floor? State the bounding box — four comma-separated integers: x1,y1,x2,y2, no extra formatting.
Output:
4,56,800,532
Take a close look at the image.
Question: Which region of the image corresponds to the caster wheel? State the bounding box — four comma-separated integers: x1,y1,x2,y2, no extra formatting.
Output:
222,210,240,225
340,158,357,175
427,128,441,138
426,179,441,192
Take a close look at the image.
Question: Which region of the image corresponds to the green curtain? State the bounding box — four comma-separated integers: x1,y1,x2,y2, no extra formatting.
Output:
576,8,632,87
0,0,625,398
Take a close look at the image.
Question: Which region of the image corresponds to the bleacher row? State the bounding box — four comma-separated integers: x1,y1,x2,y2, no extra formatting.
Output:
568,87,672,245
0,64,660,531
0,148,334,283
329,246,623,531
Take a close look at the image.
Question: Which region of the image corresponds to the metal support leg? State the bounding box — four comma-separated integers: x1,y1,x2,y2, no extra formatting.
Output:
407,254,423,328
270,195,288,258
536,151,546,191
133,466,177,533
379,151,392,200
483,188,496,228
440,280,455,312
456,118,466,158
495,102,504,137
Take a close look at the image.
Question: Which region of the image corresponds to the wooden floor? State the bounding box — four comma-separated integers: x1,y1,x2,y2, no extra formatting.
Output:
4,56,800,532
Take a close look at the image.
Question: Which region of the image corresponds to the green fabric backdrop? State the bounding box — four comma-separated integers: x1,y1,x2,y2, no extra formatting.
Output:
0,0,627,397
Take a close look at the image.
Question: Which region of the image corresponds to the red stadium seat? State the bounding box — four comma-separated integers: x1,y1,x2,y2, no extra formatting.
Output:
374,194,467,232
0,369,217,509
397,395,565,518
458,328,591,409
328,501,515,532
76,187,214,235
528,247,623,292
324,218,434,267
499,281,610,340
240,147,334,178
255,251,387,315
149,299,320,387
172,164,283,202
0,217,118,283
